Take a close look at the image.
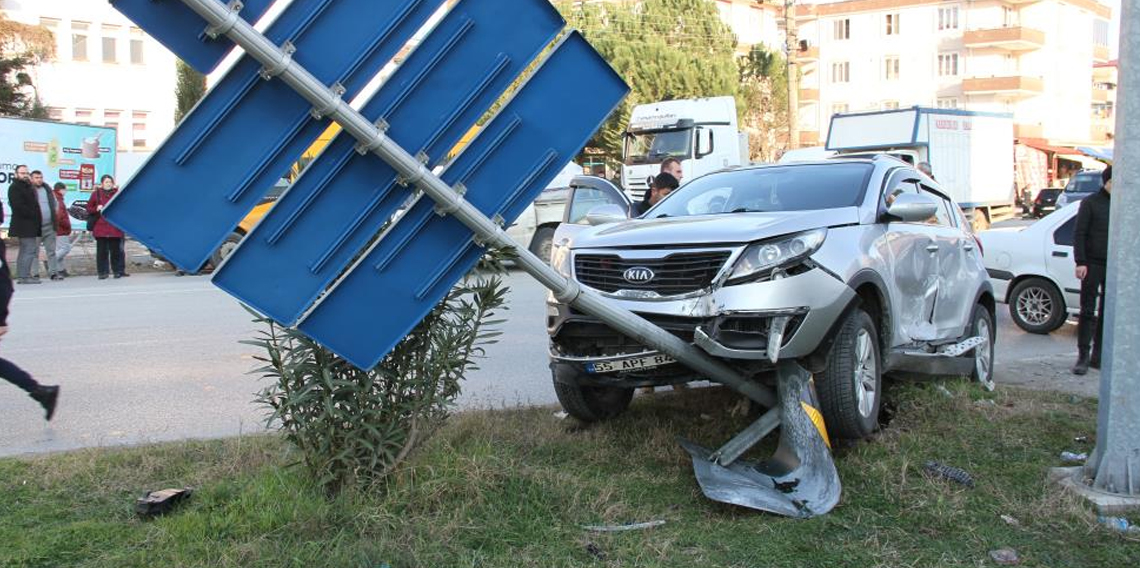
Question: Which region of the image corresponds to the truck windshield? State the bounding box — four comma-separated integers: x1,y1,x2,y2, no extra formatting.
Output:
647,163,874,218
624,128,693,165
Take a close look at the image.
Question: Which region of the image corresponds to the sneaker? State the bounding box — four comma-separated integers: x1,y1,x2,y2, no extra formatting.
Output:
113,274,122,279
29,385,59,421
50,273,64,281
59,270,70,277
98,274,109,280
120,273,130,277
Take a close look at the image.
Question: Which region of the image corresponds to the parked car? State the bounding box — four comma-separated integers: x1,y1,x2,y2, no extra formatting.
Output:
1055,169,1104,210
977,203,1081,334
1031,187,1062,218
547,156,995,440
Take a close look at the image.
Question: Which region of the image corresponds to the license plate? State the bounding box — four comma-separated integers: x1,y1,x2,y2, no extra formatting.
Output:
586,353,676,374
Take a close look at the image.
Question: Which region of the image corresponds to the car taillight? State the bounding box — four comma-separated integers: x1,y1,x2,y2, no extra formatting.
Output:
973,235,984,255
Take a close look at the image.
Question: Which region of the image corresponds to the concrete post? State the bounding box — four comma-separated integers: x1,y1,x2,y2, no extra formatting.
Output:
1065,0,1140,510
784,0,799,150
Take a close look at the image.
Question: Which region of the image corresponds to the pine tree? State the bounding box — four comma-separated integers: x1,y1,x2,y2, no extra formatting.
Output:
739,44,790,162
174,59,207,124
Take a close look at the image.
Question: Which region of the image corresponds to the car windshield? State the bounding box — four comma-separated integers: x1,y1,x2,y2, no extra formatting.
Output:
1066,173,1102,193
624,128,692,165
646,163,874,218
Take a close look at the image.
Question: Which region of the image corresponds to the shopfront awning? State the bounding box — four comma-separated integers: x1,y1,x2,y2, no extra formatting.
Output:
1077,146,1114,163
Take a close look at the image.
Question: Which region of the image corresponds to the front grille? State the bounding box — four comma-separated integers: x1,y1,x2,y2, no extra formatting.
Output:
575,251,731,296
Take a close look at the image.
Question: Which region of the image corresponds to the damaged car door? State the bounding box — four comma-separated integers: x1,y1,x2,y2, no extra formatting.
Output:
919,183,982,339
877,173,941,343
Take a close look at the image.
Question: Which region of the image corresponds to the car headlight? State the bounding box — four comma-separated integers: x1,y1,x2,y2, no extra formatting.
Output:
550,241,572,277
725,228,827,285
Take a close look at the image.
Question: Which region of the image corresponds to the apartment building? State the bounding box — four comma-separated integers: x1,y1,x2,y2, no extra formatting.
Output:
2,0,178,155
715,0,785,53
795,0,1113,148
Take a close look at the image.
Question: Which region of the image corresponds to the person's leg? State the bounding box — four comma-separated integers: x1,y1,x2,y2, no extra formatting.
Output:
95,237,110,278
111,237,126,277
40,226,59,278
1074,270,1099,375
16,237,37,281
55,234,74,276
1090,264,1107,369
0,357,59,420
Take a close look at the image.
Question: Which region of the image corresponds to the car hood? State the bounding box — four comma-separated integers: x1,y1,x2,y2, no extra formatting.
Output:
570,207,862,249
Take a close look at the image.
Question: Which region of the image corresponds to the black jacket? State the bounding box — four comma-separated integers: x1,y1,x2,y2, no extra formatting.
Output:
7,179,55,238
1074,188,1111,266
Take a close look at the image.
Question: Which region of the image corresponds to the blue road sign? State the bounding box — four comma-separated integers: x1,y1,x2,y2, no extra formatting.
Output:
105,0,441,272
212,0,565,325
110,0,275,73
298,32,628,369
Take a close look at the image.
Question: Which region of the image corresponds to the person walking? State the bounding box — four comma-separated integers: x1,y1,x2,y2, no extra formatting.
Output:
86,175,127,280
6,165,54,284
1072,166,1112,375
51,182,75,277
0,200,60,420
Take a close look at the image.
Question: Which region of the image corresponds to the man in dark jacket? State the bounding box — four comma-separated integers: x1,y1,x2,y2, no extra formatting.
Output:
6,166,59,283
633,172,680,217
1072,165,1112,375
0,194,60,420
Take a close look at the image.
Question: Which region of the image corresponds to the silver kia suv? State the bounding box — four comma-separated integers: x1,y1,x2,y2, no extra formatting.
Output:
547,156,995,440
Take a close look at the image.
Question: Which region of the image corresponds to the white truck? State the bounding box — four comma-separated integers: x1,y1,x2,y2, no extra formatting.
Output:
825,107,1016,231
621,96,749,200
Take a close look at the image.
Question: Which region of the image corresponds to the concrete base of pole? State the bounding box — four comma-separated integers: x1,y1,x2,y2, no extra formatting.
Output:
1049,467,1140,515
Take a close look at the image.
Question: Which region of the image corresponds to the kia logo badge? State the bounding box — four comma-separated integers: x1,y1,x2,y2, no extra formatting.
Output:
623,266,655,284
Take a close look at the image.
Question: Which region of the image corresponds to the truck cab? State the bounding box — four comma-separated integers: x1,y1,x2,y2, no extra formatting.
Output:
621,96,748,200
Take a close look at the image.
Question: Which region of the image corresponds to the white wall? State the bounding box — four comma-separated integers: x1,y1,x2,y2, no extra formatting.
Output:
2,0,178,154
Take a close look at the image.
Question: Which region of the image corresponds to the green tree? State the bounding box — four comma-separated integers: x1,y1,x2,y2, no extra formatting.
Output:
555,0,741,160
174,59,206,123
738,44,790,162
0,11,54,118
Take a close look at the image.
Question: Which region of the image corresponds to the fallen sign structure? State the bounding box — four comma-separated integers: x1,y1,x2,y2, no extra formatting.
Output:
106,0,840,518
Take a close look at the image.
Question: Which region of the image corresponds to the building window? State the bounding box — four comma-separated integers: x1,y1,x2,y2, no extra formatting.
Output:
831,61,850,83
1094,20,1109,47
46,107,64,121
937,97,959,109
132,111,149,149
102,25,119,64
74,108,93,125
885,13,901,36
39,18,60,60
882,101,900,110
937,6,959,31
833,19,851,40
130,27,146,64
831,103,849,116
103,110,121,131
71,22,89,61
884,56,900,80
1002,6,1017,27
938,53,959,77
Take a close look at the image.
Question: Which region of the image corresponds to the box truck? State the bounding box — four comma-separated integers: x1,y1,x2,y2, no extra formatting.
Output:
826,107,1016,231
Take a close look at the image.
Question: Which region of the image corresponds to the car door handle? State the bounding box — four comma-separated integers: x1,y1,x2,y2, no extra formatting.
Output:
962,242,975,251
1052,251,1069,258
926,244,940,253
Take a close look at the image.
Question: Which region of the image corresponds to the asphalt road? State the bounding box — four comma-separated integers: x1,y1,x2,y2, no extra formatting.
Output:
0,258,1093,458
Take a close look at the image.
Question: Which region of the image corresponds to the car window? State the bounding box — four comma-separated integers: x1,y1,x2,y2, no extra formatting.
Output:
567,187,626,225
1054,217,1076,246
1066,172,1102,194
648,163,874,218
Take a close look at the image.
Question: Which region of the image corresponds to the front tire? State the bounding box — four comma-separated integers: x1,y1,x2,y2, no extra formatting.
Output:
970,304,996,391
529,226,556,264
551,364,633,422
817,309,881,440
1008,277,1065,334
209,231,244,271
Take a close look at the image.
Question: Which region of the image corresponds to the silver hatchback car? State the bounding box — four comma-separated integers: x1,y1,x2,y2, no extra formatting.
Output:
547,156,995,439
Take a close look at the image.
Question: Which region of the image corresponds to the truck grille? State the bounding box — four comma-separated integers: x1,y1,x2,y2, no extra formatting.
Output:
575,251,731,296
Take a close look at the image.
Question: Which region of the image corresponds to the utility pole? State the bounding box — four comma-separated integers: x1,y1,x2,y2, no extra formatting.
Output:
784,0,799,151
1056,0,1140,513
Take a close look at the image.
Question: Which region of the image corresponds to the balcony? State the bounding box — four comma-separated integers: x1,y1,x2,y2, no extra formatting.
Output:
1092,88,1111,103
1093,45,1111,63
799,88,819,102
1014,123,1043,139
963,26,1045,51
962,76,1043,97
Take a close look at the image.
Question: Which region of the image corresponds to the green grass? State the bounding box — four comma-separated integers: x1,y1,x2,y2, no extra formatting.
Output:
2,382,1137,567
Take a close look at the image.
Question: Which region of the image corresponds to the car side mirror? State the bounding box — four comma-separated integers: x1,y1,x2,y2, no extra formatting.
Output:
585,204,628,225
886,193,939,223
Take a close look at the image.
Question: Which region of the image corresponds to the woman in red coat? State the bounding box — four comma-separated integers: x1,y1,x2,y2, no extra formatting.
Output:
86,175,128,279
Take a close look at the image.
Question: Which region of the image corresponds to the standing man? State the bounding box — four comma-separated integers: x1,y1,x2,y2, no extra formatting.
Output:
7,168,59,283
1072,166,1112,375
660,157,683,185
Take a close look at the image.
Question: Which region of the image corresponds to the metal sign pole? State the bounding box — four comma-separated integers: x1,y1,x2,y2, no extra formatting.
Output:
1083,0,1140,503
174,0,775,408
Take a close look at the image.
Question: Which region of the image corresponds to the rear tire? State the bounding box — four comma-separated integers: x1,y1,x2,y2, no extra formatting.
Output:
817,309,881,440
552,365,633,422
530,226,556,264
1008,277,1065,334
209,231,244,271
